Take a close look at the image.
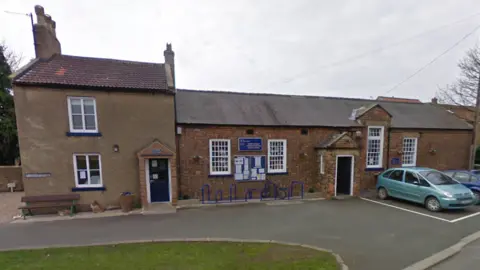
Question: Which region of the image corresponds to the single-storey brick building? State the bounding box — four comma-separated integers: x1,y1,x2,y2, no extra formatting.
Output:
12,6,474,210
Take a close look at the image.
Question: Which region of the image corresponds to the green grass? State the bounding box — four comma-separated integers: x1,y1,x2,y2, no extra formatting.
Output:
0,242,338,270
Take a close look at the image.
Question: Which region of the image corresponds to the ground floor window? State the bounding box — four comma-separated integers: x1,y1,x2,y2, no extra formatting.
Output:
402,137,417,167
268,139,287,173
209,139,231,175
73,154,102,187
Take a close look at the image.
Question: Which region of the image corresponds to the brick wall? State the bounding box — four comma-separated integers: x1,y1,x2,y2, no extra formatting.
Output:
0,166,23,192
177,124,473,199
177,126,348,199
388,129,471,170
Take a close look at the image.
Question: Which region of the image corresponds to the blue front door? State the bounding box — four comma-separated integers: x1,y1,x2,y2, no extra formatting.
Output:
149,159,170,202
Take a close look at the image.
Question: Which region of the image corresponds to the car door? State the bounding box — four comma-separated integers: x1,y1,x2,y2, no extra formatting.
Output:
384,169,405,199
403,170,426,203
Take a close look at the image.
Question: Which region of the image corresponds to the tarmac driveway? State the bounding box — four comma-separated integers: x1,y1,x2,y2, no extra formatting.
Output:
1,199,480,270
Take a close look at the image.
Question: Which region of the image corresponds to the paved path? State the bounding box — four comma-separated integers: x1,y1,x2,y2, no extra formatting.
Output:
432,238,480,270
0,192,22,224
1,199,479,270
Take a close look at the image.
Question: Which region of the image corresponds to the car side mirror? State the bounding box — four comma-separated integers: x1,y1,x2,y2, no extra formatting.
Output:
413,180,420,185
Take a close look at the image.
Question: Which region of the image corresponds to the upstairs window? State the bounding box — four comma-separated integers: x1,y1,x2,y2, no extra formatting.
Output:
209,139,231,175
68,97,98,133
268,139,287,173
366,126,384,168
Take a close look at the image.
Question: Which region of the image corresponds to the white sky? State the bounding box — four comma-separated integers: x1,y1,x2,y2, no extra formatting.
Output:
1,0,480,101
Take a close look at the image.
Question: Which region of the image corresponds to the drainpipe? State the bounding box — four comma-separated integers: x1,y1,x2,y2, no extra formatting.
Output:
386,127,391,169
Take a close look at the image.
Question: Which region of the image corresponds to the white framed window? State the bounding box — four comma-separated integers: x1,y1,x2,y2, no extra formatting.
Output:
209,139,231,175
268,139,287,173
366,126,384,168
67,97,98,133
402,137,418,167
320,154,325,175
73,154,102,187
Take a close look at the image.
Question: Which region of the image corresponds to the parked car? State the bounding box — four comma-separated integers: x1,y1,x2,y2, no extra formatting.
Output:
443,170,480,202
376,167,476,212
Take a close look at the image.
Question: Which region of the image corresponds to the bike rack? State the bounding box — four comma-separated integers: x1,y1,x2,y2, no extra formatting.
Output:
260,180,277,200
215,189,223,202
229,183,237,202
289,181,304,200
201,184,211,204
244,188,258,201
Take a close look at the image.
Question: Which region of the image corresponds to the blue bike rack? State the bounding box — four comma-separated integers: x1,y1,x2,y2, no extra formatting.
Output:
201,184,211,204
260,180,278,200
215,189,223,202
289,181,304,200
229,183,237,202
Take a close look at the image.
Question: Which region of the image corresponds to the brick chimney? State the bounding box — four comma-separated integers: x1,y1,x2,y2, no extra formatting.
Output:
164,43,175,87
34,5,61,59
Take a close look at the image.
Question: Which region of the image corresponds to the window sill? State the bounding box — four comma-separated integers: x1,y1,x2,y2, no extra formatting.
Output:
72,186,106,192
267,172,288,175
66,132,102,137
365,167,384,172
208,174,233,178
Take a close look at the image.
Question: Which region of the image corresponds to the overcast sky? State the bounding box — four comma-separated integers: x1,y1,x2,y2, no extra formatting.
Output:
1,0,479,101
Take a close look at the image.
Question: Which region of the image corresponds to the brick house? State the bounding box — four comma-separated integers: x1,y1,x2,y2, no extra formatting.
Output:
11,6,474,210
175,90,472,199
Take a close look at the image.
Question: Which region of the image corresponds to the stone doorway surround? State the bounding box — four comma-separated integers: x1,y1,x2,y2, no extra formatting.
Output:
137,140,178,207
316,132,361,197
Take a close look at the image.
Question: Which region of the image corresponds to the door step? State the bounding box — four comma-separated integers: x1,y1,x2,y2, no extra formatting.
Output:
332,195,354,200
142,203,177,215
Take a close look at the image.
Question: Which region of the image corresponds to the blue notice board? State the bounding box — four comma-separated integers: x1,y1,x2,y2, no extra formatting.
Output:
239,138,262,151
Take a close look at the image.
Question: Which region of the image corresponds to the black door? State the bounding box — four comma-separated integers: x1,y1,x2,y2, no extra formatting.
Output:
336,156,352,195
149,159,170,202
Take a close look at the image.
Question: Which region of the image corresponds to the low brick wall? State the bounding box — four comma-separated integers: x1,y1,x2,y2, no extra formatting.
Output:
0,166,23,192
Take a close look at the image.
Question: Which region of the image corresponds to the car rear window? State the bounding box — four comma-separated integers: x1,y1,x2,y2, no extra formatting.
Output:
419,171,458,185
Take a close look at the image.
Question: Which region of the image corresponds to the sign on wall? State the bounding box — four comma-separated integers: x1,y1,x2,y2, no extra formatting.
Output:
391,158,400,165
25,173,51,178
238,138,262,151
234,155,266,181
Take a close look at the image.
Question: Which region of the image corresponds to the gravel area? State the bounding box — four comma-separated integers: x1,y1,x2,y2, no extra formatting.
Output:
0,192,23,223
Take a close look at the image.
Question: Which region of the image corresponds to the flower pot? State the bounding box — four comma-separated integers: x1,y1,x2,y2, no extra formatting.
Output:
119,194,134,212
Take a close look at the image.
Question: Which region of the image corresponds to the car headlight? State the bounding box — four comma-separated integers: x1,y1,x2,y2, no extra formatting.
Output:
443,192,453,198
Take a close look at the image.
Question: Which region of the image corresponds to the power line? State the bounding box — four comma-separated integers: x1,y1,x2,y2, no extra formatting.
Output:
262,11,480,90
384,23,480,95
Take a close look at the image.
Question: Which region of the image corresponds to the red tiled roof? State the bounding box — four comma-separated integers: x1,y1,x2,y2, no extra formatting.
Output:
376,96,422,103
13,54,172,93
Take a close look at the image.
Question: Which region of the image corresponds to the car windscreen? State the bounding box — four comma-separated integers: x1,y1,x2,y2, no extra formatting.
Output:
419,171,458,185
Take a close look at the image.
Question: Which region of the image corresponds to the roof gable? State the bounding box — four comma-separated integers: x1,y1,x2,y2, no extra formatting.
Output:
316,132,358,149
13,54,173,93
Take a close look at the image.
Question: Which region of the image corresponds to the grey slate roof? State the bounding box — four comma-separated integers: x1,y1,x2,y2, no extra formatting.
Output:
176,89,472,130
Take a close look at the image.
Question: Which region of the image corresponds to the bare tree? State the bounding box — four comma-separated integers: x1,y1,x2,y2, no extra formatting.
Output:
437,44,480,109
0,41,23,72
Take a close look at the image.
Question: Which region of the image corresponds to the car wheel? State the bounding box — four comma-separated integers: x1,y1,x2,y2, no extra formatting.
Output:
377,187,388,200
425,197,442,212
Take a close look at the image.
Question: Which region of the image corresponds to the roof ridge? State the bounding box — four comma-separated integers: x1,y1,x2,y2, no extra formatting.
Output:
177,89,428,105
59,54,163,66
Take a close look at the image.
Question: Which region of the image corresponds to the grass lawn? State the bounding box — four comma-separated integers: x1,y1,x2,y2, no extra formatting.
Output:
0,242,338,270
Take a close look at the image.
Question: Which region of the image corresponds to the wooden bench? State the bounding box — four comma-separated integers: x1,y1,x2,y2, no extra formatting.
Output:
19,194,80,217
